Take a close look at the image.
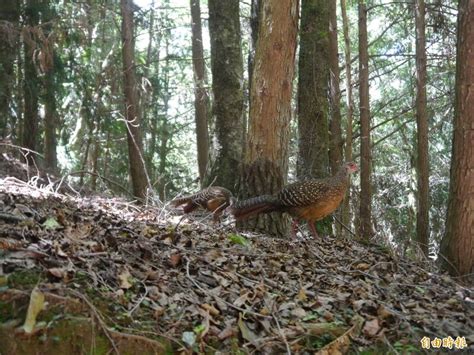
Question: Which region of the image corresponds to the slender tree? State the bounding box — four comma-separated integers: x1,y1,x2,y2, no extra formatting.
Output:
120,0,149,201
340,0,354,230
22,0,41,165
414,0,429,256
43,2,58,171
440,0,474,281
0,0,20,138
241,0,299,237
358,0,373,239
328,0,343,174
190,0,209,184
207,0,244,192
297,0,329,178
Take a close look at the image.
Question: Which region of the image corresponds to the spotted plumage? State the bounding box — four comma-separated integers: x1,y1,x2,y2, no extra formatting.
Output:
171,186,233,222
230,162,358,237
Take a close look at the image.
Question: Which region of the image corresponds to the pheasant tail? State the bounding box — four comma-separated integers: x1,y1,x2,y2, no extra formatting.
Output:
230,195,280,220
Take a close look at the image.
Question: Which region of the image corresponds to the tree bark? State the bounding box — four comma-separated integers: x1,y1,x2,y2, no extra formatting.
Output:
43,3,58,172
0,0,20,138
22,0,40,165
190,0,209,184
297,0,329,179
241,0,299,237
414,0,429,256
358,1,373,239
340,0,354,231
207,0,244,192
120,0,149,201
328,0,343,174
440,0,474,281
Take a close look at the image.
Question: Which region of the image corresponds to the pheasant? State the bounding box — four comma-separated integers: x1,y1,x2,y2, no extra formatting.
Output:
230,162,358,237
171,186,233,222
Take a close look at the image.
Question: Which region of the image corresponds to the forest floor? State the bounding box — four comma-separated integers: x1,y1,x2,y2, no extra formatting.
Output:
0,153,473,354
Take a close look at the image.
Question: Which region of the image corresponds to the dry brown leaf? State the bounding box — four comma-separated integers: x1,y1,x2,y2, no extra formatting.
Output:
48,267,66,279
169,253,182,267
201,303,220,316
355,263,371,271
363,318,380,337
118,269,133,289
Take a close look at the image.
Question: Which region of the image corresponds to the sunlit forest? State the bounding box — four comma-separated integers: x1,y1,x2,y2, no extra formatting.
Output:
0,0,472,353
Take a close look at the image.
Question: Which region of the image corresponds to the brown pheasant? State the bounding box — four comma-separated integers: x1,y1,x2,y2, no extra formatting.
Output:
230,162,358,237
171,186,233,222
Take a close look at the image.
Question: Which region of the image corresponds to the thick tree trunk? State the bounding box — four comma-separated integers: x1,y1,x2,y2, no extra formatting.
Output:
207,0,244,192
22,0,40,165
440,0,474,281
0,0,20,138
414,0,429,256
358,1,373,239
341,0,354,231
120,0,149,201
242,0,299,237
190,0,209,184
297,0,329,179
328,0,343,174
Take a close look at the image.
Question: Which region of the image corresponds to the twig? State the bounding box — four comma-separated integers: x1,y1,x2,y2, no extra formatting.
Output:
185,258,271,319
127,281,149,317
333,215,357,237
69,289,120,355
270,304,291,354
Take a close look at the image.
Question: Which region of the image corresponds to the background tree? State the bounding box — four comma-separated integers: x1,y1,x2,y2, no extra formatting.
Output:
22,0,41,165
190,0,209,184
207,0,244,192
358,0,373,239
340,0,355,231
329,0,343,174
241,0,299,237
42,1,59,172
0,0,20,138
297,0,329,178
120,0,149,201
415,0,429,256
440,0,474,281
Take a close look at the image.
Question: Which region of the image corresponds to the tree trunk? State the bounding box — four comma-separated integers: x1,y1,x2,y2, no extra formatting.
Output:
207,0,244,192
328,0,343,174
414,0,429,256
297,0,329,179
241,0,299,237
440,0,474,281
340,0,354,232
43,3,58,172
120,0,149,201
190,0,210,184
22,0,40,165
358,1,373,239
0,0,20,138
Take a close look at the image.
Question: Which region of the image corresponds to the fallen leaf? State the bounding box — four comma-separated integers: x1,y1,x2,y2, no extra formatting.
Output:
182,331,196,347
42,217,61,230
201,303,220,316
363,318,380,337
227,233,249,246
118,269,133,289
238,314,258,343
48,267,66,279
22,287,46,333
355,263,370,271
169,253,182,267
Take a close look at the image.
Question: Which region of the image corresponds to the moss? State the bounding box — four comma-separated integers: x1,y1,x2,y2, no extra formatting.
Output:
7,269,42,289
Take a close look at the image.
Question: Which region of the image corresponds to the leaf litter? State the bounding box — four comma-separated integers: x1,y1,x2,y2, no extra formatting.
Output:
0,176,473,353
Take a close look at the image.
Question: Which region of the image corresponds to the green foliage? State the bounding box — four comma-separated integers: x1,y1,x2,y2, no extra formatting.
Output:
227,233,249,246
